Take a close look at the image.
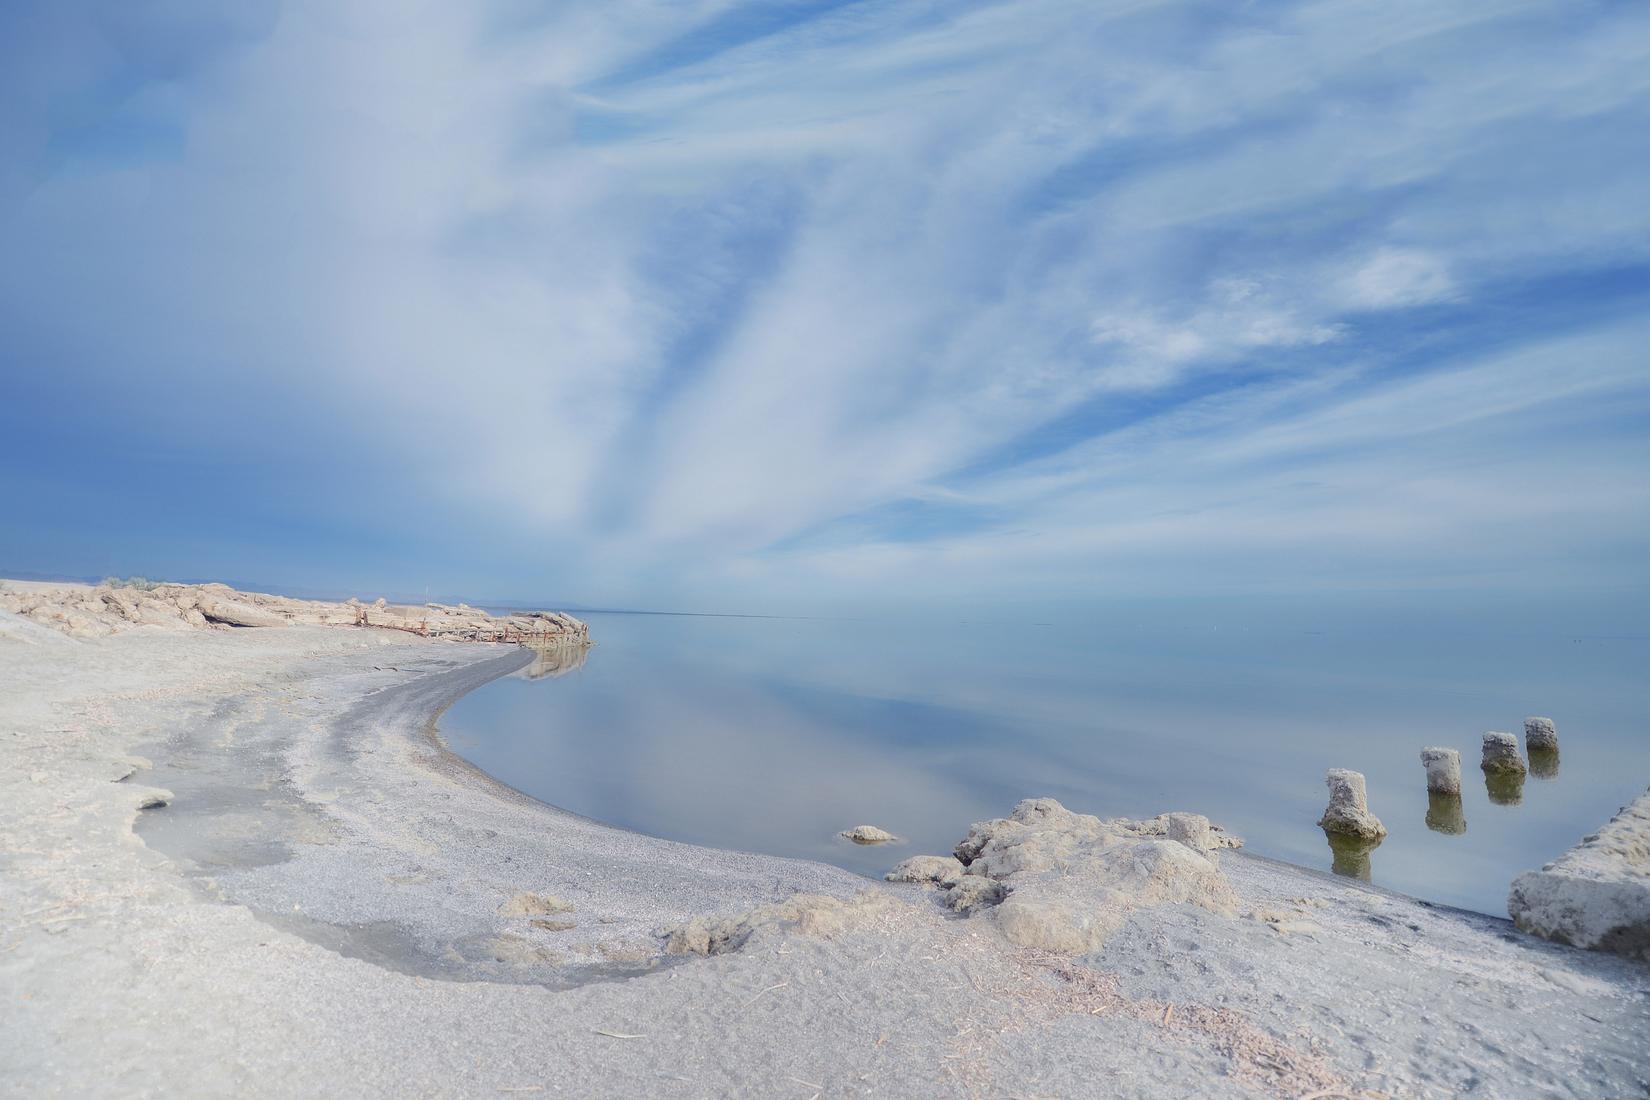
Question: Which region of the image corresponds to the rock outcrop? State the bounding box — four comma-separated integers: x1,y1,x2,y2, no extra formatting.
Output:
1509,787,1650,961
909,798,1240,954
0,579,589,646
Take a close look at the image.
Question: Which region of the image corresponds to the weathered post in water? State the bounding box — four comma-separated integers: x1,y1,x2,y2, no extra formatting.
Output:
1318,769,1387,839
1481,732,1526,776
1524,716,1559,753
1420,747,1462,795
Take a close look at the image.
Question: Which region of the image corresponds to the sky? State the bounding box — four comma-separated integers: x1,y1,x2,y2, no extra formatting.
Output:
2,0,1648,615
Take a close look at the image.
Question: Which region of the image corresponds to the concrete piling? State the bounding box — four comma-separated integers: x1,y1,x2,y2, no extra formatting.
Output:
1420,747,1462,795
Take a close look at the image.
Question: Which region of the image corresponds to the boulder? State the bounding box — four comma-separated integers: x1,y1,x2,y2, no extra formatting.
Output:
196,597,288,628
1509,787,1650,961
943,797,1236,953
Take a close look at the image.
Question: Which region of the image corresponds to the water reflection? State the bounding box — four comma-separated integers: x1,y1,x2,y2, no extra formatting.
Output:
1529,748,1561,780
1425,792,1467,835
515,643,591,681
1485,770,1526,806
440,607,1650,916
1326,832,1383,881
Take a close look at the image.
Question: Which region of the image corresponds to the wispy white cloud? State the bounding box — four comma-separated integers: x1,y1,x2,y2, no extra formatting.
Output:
3,0,1648,608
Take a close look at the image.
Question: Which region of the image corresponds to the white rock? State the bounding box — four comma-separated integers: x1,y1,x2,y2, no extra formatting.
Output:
839,825,900,845
1509,787,1650,961
944,797,1236,954
196,597,288,628
1317,769,1386,839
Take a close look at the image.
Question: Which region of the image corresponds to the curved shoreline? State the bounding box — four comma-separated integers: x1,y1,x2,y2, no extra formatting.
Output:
7,621,1650,1097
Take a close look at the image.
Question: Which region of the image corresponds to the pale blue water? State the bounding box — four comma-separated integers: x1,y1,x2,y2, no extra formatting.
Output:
440,600,1650,915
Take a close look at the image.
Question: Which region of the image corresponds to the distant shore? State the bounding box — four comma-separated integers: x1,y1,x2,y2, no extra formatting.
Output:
3,579,1648,1098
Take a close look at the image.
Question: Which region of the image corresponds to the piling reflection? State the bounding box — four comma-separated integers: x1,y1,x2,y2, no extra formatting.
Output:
1425,792,1466,835
1485,770,1526,806
1325,831,1382,882
1528,748,1560,780
515,642,591,681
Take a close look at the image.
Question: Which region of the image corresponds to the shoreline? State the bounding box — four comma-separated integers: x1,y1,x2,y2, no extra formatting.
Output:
4,603,1650,1096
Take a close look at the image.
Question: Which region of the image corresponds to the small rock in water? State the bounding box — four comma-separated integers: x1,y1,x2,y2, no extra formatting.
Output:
1524,716,1559,753
840,824,901,845
1481,731,1527,776
1420,747,1463,795
1317,768,1387,840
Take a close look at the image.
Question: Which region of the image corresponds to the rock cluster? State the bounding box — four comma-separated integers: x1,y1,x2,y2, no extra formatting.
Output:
0,580,589,646
892,798,1241,955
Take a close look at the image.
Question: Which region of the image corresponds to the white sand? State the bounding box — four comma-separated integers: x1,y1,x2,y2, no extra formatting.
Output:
3,608,1648,1098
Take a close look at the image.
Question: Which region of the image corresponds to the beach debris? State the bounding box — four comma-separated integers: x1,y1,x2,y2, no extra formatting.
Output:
1317,769,1387,840
1524,717,1559,753
1481,732,1526,776
738,981,789,1009
1420,748,1462,795
592,1030,645,1039
885,855,964,886
137,796,169,811
664,890,909,956
1425,793,1466,836
529,918,576,932
498,892,573,918
1510,786,1650,961
839,825,901,845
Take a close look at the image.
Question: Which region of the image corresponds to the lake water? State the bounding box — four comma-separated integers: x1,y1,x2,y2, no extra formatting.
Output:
439,601,1650,915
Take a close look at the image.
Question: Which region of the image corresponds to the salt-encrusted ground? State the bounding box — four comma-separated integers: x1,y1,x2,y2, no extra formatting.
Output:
3,613,1647,1098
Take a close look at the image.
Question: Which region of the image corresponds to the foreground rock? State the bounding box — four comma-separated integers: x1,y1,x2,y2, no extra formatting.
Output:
0,579,589,646
1509,787,1650,961
892,798,1241,954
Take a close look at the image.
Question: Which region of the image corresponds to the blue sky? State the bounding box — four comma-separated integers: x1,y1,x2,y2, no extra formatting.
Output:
2,0,1648,613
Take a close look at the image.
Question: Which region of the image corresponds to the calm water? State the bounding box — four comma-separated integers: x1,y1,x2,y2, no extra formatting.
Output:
440,602,1650,915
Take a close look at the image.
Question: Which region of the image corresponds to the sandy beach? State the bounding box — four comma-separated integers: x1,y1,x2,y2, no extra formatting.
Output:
3,588,1649,1098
